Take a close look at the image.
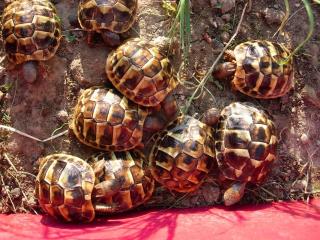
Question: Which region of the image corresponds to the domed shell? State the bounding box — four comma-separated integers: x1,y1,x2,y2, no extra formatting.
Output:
215,102,277,183
35,154,95,222
88,151,154,213
233,40,294,99
2,0,61,64
106,38,178,106
71,86,148,151
150,115,215,192
78,0,138,33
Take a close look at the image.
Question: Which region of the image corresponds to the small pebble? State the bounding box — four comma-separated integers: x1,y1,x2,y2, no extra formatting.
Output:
262,8,285,25
221,31,230,43
56,110,69,123
221,14,231,22
211,0,235,14
215,17,225,30
300,133,310,144
10,188,21,199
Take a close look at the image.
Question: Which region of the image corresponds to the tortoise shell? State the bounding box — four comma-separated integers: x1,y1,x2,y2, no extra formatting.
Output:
106,38,178,106
232,40,294,99
71,86,148,151
1,0,61,64
78,0,138,33
35,154,95,222
88,151,154,213
215,102,277,183
149,115,215,192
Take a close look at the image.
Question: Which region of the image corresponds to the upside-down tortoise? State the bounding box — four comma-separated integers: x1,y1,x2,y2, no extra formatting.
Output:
149,115,215,192
1,0,61,64
213,40,294,99
71,86,178,151
87,151,154,213
78,0,138,46
35,154,95,222
106,38,178,106
204,102,278,206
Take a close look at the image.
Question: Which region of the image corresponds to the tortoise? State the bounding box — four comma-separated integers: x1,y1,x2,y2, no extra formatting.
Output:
71,86,178,152
1,0,61,81
203,102,278,206
78,0,138,46
35,154,95,222
106,38,178,107
149,115,215,193
87,151,154,213
213,40,294,99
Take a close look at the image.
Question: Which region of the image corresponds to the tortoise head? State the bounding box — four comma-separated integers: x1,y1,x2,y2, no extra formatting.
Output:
223,182,246,206
212,50,237,79
151,36,180,57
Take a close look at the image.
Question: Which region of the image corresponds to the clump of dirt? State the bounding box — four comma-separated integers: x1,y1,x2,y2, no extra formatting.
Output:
0,0,319,214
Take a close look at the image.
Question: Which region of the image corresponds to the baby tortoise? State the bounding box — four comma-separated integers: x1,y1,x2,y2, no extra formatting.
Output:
78,0,138,46
213,40,294,99
71,86,148,152
35,154,95,222
71,86,178,152
203,102,278,206
88,151,154,213
149,115,215,193
106,38,178,107
2,0,62,82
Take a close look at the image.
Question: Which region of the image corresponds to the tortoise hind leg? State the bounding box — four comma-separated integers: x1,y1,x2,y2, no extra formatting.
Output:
223,182,246,206
100,30,121,47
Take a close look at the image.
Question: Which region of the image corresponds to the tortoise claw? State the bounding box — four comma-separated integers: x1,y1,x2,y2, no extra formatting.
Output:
223,182,246,206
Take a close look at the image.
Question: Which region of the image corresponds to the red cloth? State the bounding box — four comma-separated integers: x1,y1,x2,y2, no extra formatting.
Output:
0,200,319,240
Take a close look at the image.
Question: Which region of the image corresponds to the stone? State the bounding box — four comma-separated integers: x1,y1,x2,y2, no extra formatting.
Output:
10,188,21,199
221,31,230,43
262,8,285,25
56,110,69,123
210,0,235,14
221,13,231,22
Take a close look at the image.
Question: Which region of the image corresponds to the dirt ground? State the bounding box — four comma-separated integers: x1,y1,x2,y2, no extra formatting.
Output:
0,0,320,214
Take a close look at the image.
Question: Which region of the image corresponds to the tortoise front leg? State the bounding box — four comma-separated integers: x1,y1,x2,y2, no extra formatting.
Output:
100,30,121,47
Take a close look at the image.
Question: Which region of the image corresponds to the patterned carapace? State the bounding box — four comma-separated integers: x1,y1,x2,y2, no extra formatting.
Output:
150,116,215,192
71,86,148,151
215,102,277,183
232,40,294,98
88,151,154,213
106,38,178,106
78,0,138,33
2,0,61,64
35,154,95,222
